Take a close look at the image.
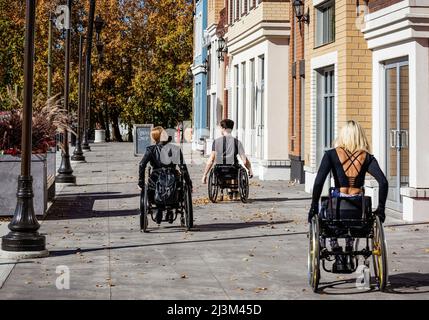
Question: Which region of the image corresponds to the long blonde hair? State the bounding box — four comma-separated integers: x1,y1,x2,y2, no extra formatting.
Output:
334,120,370,153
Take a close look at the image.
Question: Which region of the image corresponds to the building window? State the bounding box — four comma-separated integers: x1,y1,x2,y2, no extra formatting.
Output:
259,54,265,128
300,75,305,157
235,65,239,130
241,0,247,15
207,48,211,89
229,0,233,24
241,61,246,133
207,94,211,129
250,59,256,130
196,83,200,127
293,77,297,137
322,69,334,149
315,0,335,47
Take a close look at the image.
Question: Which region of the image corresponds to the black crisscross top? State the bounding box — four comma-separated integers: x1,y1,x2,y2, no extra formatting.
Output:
311,147,389,213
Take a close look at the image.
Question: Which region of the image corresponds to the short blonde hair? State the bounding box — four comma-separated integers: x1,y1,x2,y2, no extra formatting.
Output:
151,126,164,143
334,120,370,153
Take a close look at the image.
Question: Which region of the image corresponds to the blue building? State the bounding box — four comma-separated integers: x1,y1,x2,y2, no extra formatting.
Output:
191,0,208,151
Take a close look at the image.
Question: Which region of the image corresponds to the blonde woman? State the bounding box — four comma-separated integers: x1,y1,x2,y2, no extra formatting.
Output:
138,126,192,225
308,120,388,272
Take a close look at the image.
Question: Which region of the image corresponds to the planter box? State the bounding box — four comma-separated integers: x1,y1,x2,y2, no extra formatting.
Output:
0,154,50,216
94,129,106,143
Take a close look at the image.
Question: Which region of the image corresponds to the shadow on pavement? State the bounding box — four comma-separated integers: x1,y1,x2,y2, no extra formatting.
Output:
43,193,140,220
194,220,294,232
386,273,429,294
315,272,429,295
248,197,312,203
316,278,377,295
48,230,308,257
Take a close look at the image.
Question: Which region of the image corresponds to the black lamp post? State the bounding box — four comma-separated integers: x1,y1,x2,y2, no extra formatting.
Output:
56,0,76,184
202,57,209,74
293,0,310,24
95,15,105,41
82,0,96,151
216,37,227,62
71,32,86,162
1,0,48,256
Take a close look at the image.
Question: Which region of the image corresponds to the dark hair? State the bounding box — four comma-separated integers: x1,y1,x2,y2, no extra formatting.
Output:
220,119,234,130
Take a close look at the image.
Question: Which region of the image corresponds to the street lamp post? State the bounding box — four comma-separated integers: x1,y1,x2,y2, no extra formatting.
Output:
56,0,76,184
47,13,53,99
71,33,86,162
82,0,96,151
1,0,48,257
292,0,310,24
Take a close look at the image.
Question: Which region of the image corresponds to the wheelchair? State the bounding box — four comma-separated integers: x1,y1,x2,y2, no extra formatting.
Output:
140,167,193,233
207,164,249,203
308,188,388,292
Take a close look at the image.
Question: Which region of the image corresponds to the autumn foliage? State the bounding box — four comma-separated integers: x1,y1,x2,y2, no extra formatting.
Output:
0,0,194,139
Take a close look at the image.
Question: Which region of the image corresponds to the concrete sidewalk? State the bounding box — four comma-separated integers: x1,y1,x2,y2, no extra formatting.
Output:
0,142,427,299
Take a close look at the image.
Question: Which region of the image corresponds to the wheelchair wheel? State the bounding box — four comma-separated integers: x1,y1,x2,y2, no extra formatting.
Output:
184,183,193,230
371,216,388,291
140,187,149,232
208,169,219,203
238,168,249,203
308,215,320,292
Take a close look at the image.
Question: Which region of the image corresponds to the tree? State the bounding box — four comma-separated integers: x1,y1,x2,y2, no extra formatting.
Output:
0,0,194,137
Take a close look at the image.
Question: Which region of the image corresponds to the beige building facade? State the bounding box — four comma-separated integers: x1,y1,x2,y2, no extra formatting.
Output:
226,0,292,180
363,0,429,221
303,0,373,196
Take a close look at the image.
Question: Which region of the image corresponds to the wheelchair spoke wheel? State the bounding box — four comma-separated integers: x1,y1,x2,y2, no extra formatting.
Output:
308,215,320,292
238,168,249,203
208,169,219,203
371,216,388,291
140,187,149,232
184,183,193,230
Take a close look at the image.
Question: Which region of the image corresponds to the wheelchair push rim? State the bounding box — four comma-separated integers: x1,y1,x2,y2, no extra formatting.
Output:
371,215,388,291
140,187,149,233
184,182,193,230
238,167,249,203
208,169,219,203
308,215,321,292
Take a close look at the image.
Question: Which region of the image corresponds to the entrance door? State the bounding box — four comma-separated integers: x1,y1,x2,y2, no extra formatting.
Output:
256,55,265,159
385,60,409,211
316,67,335,163
316,67,335,194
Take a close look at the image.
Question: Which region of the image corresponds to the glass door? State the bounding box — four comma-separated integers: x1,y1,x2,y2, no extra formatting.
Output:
385,60,409,211
316,67,335,194
256,55,265,159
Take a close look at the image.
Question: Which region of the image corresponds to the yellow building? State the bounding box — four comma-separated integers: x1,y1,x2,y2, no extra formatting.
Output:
302,0,372,196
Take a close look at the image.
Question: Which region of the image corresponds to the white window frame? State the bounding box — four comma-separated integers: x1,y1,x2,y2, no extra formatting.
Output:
315,0,335,47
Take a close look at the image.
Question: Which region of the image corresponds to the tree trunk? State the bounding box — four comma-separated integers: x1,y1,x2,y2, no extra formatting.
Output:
127,124,133,142
110,113,123,142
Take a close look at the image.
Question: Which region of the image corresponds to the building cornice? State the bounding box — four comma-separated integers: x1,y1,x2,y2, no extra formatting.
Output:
227,20,290,55
191,64,206,76
362,1,429,49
